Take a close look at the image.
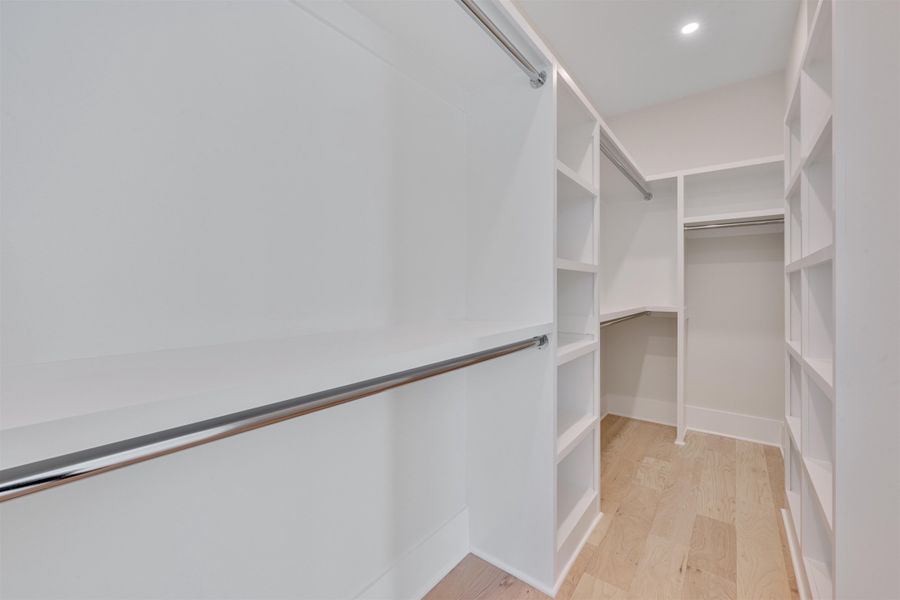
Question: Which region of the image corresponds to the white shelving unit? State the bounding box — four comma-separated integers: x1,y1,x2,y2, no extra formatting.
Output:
782,1,835,596
553,72,600,577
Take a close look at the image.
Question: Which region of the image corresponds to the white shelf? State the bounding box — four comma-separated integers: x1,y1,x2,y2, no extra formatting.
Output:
785,165,802,198
558,161,598,200
0,319,552,469
557,415,598,462
787,339,802,361
557,333,597,365
557,487,597,550
683,208,785,228
805,357,834,397
803,114,833,171
556,259,599,274
805,557,834,600
786,415,802,448
804,456,834,531
557,160,598,197
785,244,833,273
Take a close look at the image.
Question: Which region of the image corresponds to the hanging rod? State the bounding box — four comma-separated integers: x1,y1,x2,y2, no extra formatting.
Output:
597,130,653,201
600,311,651,328
684,217,784,231
455,0,546,88
0,334,549,503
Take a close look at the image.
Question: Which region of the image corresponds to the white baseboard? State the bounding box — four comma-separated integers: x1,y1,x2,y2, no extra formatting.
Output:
605,395,783,447
356,508,470,600
685,405,783,447
781,508,810,600
470,546,556,597
604,394,676,426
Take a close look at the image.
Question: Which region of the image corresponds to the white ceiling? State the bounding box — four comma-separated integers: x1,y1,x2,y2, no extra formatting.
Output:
514,0,799,116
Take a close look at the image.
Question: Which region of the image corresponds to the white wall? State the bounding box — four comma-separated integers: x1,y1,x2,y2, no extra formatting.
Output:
0,0,468,366
608,71,785,175
601,316,677,423
685,232,784,420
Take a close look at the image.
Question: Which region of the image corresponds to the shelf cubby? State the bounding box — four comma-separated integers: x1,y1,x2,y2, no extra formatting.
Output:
789,271,802,347
787,181,802,264
684,160,784,219
556,432,596,545
805,373,834,475
802,468,834,598
786,436,803,536
557,167,597,265
557,79,597,188
805,262,834,382
803,121,833,256
785,86,803,182
557,269,596,339
557,351,596,455
787,355,803,445
801,0,833,157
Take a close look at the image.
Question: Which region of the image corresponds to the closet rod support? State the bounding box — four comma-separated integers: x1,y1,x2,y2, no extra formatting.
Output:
455,0,547,88
0,334,550,503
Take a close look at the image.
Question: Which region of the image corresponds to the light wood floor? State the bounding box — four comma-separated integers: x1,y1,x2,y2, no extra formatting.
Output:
425,416,800,600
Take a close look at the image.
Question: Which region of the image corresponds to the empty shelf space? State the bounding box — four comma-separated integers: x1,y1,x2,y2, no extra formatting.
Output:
805,356,834,396
785,244,833,272
557,78,597,189
803,114,833,170
557,333,597,365
804,557,834,600
786,415,802,448
557,415,598,462
557,161,598,197
804,456,834,531
556,259,599,273
556,431,597,546
558,270,597,338
683,158,784,219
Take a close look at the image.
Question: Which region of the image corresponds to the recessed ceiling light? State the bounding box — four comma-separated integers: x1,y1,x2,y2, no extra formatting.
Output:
681,22,700,35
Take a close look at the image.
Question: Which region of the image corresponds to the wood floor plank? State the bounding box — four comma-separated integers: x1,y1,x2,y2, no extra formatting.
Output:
687,515,737,582
735,440,792,600
570,574,628,599
626,533,690,599
696,435,736,524
634,456,675,491
682,564,737,600
587,485,659,590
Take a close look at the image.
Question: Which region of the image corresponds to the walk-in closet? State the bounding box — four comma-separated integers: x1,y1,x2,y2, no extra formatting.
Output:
1,1,897,599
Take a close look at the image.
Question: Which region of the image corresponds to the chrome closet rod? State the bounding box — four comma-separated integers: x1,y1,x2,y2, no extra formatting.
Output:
455,0,547,88
600,311,651,328
597,134,653,201
684,217,784,231
0,334,549,503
